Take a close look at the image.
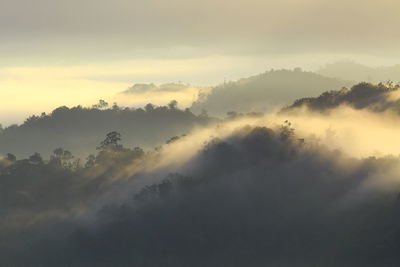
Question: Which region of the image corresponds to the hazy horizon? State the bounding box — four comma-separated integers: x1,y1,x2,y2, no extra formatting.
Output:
2,1,400,266
2,0,400,124
2,59,400,126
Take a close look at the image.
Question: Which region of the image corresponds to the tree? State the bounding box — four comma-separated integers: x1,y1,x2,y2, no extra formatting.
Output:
98,131,122,150
112,102,120,111
168,100,178,110
92,99,109,109
50,148,74,168
25,115,39,124
144,103,155,112
166,136,180,144
280,120,295,141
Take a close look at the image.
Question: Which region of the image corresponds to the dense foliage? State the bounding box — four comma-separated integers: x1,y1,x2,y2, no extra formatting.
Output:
0,101,212,158
284,82,400,113
2,125,400,266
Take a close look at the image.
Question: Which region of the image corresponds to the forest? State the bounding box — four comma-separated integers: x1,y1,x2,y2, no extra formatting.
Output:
3,0,400,265
0,100,212,158
284,82,400,113
1,73,400,266
2,117,400,266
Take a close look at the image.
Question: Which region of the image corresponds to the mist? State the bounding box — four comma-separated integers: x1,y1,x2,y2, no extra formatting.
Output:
3,104,400,266
3,0,400,265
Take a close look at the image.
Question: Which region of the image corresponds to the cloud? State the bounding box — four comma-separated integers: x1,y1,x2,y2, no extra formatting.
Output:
1,0,400,62
114,83,208,108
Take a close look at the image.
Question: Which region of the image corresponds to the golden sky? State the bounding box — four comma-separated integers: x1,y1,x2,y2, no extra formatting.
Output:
1,0,399,124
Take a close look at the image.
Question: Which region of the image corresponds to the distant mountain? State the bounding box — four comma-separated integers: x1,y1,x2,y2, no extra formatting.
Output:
122,83,198,94
191,68,352,116
317,61,400,83
113,83,207,109
0,103,213,158
283,82,400,113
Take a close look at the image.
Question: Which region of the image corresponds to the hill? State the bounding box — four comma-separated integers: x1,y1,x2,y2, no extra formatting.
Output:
191,68,352,116
283,82,400,113
2,124,400,266
0,102,212,158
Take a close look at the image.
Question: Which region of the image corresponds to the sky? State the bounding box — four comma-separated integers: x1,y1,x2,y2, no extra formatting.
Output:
1,0,400,124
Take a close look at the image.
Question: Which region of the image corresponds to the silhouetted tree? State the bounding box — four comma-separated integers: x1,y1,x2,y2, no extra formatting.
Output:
92,99,109,109
98,131,122,150
283,82,400,113
280,120,295,141
166,136,180,144
168,100,178,110
144,103,155,112
112,102,119,111
50,148,74,168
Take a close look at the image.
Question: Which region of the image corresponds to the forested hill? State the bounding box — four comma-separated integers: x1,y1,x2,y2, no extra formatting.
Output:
191,68,352,116
283,82,400,113
0,101,213,158
3,124,400,266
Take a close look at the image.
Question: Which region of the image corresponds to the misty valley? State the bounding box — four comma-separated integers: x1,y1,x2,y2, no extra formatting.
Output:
4,1,400,265
2,66,400,266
